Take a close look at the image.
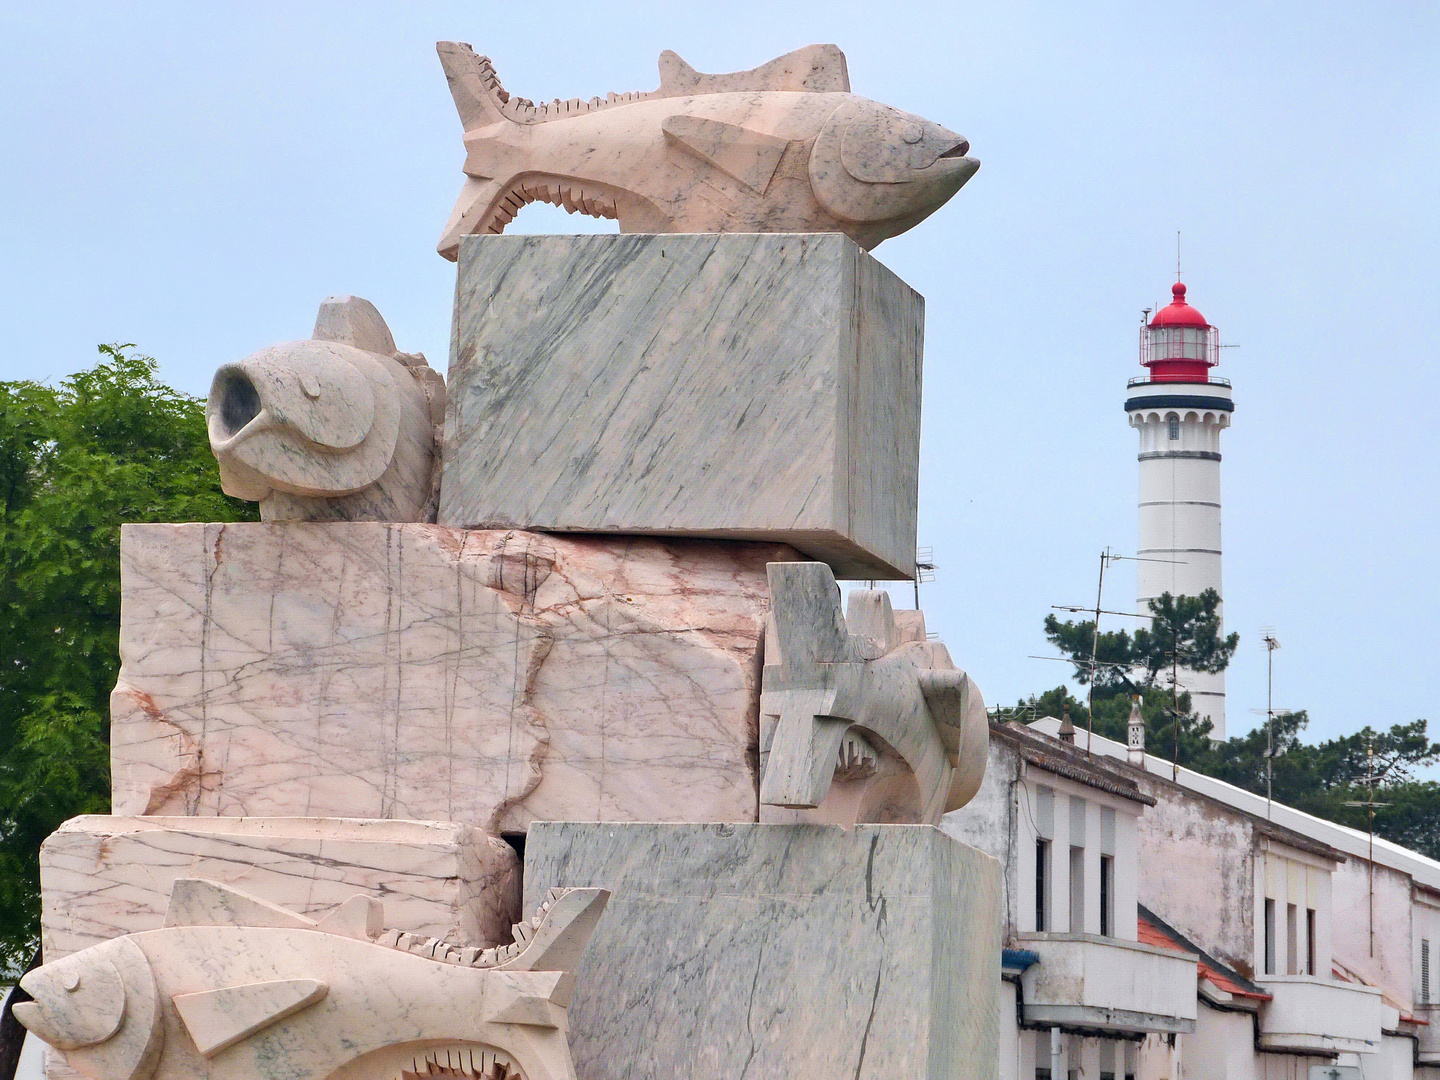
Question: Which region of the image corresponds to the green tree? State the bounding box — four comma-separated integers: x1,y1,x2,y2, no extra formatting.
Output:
1037,590,1232,765
1043,588,1238,692
1021,598,1440,860
0,346,256,974
1202,713,1440,858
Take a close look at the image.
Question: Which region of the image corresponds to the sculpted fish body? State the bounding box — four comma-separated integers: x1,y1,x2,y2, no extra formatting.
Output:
15,878,609,1080
436,43,979,257
207,296,445,523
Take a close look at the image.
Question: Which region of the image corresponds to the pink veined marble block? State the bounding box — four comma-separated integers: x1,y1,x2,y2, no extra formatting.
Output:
38,816,522,962
110,522,795,829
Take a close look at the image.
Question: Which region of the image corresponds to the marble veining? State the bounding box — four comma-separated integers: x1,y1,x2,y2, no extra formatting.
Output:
39,816,522,962
439,233,922,579
523,821,1001,1080
111,522,796,828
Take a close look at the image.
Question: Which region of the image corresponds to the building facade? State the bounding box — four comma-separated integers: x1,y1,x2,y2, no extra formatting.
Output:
1012,717,1440,1080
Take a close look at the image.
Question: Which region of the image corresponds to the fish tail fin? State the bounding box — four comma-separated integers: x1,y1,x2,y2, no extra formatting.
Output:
436,42,512,129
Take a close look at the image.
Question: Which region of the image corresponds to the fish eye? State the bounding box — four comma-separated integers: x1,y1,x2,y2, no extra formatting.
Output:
901,123,925,145
62,971,81,992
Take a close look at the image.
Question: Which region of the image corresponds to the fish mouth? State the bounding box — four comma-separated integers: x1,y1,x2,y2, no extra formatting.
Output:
209,367,264,447
938,139,971,159
396,1044,523,1079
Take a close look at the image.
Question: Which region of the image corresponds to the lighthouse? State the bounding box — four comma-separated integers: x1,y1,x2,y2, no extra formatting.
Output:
1125,282,1233,739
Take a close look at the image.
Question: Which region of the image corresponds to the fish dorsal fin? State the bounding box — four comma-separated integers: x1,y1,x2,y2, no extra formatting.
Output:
499,888,610,973
436,41,509,129
165,879,317,930
657,44,849,96
661,115,788,194
312,295,396,356
173,979,328,1057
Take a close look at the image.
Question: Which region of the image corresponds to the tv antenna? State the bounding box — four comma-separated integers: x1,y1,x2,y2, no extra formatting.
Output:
1046,548,1183,753
1261,630,1281,815
1343,731,1390,957
914,547,936,610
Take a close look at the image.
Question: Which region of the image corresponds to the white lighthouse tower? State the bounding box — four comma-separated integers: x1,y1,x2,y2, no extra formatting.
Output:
1125,281,1233,739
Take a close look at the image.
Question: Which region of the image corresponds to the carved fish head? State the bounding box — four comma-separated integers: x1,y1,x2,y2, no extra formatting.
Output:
13,937,164,1080
808,98,979,244
207,296,444,523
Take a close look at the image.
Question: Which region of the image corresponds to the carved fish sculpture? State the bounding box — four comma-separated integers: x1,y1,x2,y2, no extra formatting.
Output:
759,561,989,825
208,296,446,523
435,43,979,258
15,877,609,1080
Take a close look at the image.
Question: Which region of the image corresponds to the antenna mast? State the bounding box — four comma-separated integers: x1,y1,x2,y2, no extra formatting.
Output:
1262,631,1281,817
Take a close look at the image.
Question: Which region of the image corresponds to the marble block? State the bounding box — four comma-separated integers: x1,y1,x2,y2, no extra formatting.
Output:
38,816,521,962
111,522,794,828
439,232,922,580
523,821,1001,1080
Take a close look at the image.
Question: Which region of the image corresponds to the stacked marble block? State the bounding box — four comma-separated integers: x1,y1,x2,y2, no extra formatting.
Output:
42,233,999,1079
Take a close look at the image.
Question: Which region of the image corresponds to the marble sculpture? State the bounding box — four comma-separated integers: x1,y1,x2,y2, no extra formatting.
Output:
208,296,445,523
435,43,980,258
16,877,608,1080
27,35,1000,1080
759,562,988,824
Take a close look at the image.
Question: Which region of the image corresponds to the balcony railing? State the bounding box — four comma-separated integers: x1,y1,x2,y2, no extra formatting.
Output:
1128,376,1232,389
1254,976,1384,1055
1014,933,1198,1034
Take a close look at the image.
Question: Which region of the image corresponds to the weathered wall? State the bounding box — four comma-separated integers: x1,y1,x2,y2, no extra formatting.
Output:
1131,774,1257,976
943,739,1019,932
1333,856,1416,1004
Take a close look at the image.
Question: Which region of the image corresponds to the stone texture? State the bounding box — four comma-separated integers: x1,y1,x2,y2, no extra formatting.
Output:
20,878,607,1080
523,821,1001,1080
110,522,794,828
440,232,922,579
434,43,978,256
38,816,522,962
208,297,445,523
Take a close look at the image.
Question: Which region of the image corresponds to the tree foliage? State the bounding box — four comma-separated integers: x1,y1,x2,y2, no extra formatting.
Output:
1043,589,1238,692
1015,597,1440,860
0,346,256,973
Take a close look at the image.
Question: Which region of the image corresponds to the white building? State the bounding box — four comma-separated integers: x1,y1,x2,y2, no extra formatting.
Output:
1125,282,1233,738
945,723,1199,1080
1013,717,1440,1080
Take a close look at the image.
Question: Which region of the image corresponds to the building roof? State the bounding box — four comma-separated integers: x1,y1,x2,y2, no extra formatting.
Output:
993,721,1157,806
1031,720,1434,881
1139,904,1272,1003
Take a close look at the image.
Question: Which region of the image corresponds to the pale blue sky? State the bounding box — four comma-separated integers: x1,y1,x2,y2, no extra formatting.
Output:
2,2,1437,757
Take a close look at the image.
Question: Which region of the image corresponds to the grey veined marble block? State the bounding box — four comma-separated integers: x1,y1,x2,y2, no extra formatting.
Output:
440,233,923,579
523,822,1001,1080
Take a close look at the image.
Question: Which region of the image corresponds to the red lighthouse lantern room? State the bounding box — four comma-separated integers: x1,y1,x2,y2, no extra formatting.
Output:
1140,282,1219,383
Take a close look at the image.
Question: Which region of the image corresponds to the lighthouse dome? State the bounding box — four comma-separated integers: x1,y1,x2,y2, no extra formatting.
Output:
1141,281,1217,381
1148,282,1209,330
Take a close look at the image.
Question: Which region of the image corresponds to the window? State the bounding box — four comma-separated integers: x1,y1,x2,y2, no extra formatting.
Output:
1167,416,1180,440
1035,839,1050,931
1099,1040,1117,1080
1100,854,1115,936
1264,898,1276,975
1307,909,1317,976
1287,904,1300,975
1069,846,1085,932
1424,939,1431,1004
